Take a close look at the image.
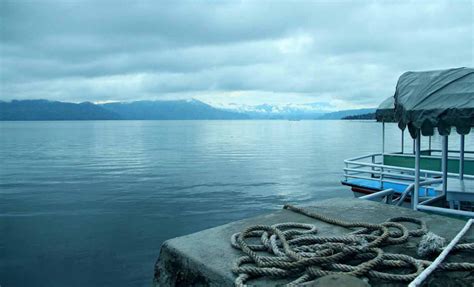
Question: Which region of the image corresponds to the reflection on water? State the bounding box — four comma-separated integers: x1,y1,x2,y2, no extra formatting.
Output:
1,120,469,286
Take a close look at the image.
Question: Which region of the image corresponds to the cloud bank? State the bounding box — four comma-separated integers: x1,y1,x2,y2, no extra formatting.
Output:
1,0,472,109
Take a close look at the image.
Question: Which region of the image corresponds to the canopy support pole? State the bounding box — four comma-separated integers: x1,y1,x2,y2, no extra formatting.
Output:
414,130,421,210
442,136,448,197
382,122,385,156
381,122,385,188
413,139,415,155
401,129,404,154
460,134,465,180
429,136,432,155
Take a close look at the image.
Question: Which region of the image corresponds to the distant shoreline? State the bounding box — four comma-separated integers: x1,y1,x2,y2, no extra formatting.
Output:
0,118,377,122
0,99,375,121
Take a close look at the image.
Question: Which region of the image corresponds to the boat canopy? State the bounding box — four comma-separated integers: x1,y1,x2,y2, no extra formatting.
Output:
375,96,395,122
391,67,474,138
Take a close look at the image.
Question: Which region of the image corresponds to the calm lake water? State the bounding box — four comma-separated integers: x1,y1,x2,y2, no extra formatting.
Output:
0,120,465,286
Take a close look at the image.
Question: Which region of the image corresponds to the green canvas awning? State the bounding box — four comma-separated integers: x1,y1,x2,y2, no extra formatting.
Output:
375,96,395,122
393,67,474,138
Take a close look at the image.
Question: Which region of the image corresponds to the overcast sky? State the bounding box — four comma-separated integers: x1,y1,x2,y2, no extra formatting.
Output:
1,0,473,109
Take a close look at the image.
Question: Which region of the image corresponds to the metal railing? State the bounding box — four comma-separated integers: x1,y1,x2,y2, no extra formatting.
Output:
344,153,474,190
346,152,474,218
396,179,443,206
360,188,395,204
428,149,474,158
358,178,444,207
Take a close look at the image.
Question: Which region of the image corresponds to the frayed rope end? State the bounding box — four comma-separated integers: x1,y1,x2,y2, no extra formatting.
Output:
417,232,446,257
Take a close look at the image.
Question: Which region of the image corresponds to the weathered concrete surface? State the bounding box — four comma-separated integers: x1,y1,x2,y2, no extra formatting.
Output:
304,274,370,287
154,198,474,286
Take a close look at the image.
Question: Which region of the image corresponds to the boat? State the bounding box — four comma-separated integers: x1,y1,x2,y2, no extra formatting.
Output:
341,67,474,217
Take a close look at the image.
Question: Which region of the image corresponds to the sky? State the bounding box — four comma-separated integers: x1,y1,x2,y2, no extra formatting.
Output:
0,0,473,110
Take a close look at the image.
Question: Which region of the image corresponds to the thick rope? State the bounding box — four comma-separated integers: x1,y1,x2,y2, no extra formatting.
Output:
230,204,474,286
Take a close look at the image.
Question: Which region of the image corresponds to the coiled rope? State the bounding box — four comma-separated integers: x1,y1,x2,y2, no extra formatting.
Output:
230,204,474,286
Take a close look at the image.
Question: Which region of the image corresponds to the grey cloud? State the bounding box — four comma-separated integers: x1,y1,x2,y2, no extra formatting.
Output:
0,0,472,108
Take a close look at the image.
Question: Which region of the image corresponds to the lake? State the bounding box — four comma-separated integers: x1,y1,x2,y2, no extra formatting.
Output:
0,120,458,286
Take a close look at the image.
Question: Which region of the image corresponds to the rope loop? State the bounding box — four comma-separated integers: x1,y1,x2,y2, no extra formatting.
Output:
231,204,473,286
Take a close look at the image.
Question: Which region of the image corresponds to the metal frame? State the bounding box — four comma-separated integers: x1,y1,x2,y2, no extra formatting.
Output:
417,204,474,217
360,178,444,206
346,132,474,217
384,149,474,158
401,129,404,154
344,153,474,183
460,134,465,180
413,131,420,209
397,179,443,207
360,188,394,204
441,136,448,197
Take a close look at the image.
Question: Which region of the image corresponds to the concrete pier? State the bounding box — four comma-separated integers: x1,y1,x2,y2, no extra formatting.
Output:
154,198,473,286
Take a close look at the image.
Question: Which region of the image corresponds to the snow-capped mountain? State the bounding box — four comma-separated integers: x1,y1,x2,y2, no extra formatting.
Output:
212,102,337,119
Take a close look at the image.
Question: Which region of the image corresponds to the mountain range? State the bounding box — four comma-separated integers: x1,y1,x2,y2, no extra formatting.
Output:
0,99,375,121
